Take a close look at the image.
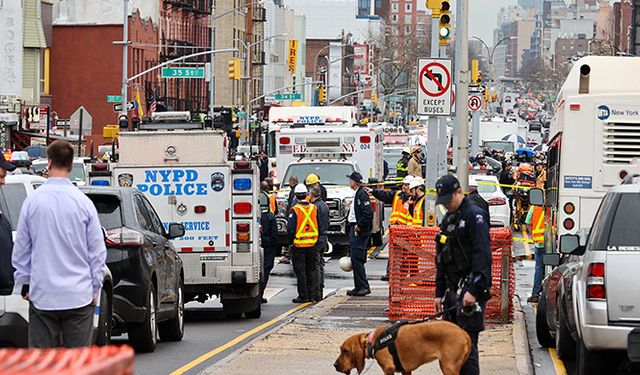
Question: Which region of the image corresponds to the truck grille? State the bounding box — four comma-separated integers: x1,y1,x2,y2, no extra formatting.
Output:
603,122,640,164
326,199,341,219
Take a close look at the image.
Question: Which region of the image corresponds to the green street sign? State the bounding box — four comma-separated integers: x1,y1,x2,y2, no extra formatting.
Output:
237,112,247,118
107,95,122,103
274,93,302,101
161,67,205,79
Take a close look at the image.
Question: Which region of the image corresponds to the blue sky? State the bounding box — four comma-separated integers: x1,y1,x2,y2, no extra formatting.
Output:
469,0,517,43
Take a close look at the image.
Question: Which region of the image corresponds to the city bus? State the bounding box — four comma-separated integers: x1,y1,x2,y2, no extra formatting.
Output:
544,56,640,251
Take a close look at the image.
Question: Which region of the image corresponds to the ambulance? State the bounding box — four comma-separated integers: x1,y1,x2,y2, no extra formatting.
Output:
269,110,386,251
112,112,263,318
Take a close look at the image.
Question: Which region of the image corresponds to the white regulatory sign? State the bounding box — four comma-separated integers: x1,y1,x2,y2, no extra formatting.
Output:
468,95,483,111
416,58,452,116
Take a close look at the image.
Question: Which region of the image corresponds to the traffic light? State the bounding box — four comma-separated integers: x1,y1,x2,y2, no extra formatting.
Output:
477,70,482,84
372,92,378,107
471,59,479,84
228,59,240,80
318,86,327,105
439,1,451,45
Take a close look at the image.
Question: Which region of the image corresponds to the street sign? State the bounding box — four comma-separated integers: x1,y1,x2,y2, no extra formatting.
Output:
274,93,302,101
113,101,135,112
237,112,247,118
107,95,122,103
417,58,452,116
468,95,483,111
69,106,93,136
161,67,205,79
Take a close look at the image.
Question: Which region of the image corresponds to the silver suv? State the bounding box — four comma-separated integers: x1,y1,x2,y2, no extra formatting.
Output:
537,182,640,374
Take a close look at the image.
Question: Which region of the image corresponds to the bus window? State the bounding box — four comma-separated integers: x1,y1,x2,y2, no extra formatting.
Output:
267,131,276,158
547,138,561,208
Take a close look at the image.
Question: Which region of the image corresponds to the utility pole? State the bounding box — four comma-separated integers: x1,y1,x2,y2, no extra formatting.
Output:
452,0,462,164
209,2,215,116
120,0,129,123
245,42,251,150
455,0,470,192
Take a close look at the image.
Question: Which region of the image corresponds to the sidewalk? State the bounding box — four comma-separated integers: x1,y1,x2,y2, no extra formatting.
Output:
203,273,532,375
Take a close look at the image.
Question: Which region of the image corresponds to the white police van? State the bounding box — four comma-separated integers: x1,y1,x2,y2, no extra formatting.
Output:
112,112,262,318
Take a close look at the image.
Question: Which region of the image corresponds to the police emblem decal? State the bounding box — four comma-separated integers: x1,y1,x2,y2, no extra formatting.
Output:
211,172,225,191
118,173,134,187
475,214,484,224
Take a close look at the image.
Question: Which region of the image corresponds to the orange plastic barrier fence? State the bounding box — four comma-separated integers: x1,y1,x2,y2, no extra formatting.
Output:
0,345,134,375
388,225,515,323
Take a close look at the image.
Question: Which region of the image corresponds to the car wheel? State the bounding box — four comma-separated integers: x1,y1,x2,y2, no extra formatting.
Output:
576,337,605,375
556,307,576,359
159,277,185,342
535,295,554,348
94,287,111,346
128,283,158,353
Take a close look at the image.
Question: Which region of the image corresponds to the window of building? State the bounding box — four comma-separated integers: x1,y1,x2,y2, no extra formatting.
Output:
406,3,412,12
391,14,398,22
392,2,398,12
405,25,412,34
404,14,412,24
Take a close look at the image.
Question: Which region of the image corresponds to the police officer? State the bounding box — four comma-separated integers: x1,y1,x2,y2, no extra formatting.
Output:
287,184,319,303
346,172,373,297
434,175,491,375
396,148,410,180
468,181,490,223
306,174,329,302
259,181,278,304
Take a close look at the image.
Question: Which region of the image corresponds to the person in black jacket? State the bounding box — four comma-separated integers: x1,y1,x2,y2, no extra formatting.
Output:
468,181,491,223
260,181,278,303
0,154,16,295
345,172,373,297
258,151,269,182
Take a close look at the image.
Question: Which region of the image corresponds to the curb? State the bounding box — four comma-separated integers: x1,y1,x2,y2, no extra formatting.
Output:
512,295,535,375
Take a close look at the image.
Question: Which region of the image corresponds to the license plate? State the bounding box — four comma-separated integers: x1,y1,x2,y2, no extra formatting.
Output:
200,255,226,261
628,329,640,362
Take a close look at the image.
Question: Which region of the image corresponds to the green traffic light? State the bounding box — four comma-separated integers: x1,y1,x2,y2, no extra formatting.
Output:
439,27,450,38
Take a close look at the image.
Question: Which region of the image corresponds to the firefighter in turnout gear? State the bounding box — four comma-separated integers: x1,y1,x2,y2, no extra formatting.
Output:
287,184,319,303
396,148,410,180
434,175,491,375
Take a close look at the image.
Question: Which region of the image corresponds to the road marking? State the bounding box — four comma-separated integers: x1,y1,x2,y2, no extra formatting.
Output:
262,287,283,301
367,246,376,257
548,348,568,375
521,225,532,258
169,302,312,375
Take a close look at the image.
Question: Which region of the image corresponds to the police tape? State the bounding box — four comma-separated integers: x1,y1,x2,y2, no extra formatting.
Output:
513,237,534,243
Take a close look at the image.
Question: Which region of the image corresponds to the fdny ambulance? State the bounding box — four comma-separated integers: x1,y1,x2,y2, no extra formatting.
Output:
267,108,386,250
112,112,262,318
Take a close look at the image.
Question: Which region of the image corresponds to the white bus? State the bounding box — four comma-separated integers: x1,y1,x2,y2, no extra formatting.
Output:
544,56,640,251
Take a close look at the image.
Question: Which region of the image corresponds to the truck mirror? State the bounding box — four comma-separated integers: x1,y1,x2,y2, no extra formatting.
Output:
529,188,544,206
543,253,560,267
559,234,584,255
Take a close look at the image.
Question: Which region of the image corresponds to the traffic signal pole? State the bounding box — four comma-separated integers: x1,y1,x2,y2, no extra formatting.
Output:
424,8,440,227
455,0,470,192
120,0,129,123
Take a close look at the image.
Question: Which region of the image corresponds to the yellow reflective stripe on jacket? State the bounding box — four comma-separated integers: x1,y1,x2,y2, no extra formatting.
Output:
389,191,411,225
293,204,318,247
409,197,425,226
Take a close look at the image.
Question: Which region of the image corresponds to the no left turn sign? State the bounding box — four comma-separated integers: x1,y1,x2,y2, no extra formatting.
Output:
468,95,483,111
416,58,452,116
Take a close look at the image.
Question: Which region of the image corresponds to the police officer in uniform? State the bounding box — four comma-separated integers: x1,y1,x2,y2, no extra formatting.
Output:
346,172,373,297
287,184,319,303
434,175,491,375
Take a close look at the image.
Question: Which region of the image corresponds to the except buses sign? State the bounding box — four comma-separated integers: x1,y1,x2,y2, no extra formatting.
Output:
416,58,452,116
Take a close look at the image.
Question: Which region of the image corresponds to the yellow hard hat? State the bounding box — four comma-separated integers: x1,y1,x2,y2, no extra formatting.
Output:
305,173,320,185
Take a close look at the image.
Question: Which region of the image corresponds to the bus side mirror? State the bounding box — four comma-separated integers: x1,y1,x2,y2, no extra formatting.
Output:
529,188,544,206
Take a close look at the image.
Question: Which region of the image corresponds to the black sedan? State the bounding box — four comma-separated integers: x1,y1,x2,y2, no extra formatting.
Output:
81,187,185,353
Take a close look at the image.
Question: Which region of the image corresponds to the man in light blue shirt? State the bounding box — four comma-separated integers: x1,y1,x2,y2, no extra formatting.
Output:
12,140,106,348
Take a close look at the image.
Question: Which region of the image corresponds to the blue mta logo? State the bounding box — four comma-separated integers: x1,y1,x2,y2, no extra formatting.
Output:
597,105,610,121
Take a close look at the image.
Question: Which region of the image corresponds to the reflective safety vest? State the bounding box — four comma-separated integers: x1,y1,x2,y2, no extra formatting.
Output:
292,203,319,248
396,159,409,178
531,206,545,244
269,194,277,214
410,196,425,226
389,191,411,225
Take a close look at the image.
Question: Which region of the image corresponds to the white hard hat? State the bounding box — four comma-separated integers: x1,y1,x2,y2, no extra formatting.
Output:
409,177,424,189
402,175,415,185
338,256,352,272
294,183,308,194
402,147,411,154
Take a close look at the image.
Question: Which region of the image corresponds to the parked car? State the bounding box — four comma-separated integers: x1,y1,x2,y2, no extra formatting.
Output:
469,175,510,227
80,187,185,353
0,175,113,347
535,182,640,374
31,157,90,185
528,121,542,132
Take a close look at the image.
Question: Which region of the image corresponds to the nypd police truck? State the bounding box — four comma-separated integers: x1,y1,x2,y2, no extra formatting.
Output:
112,112,262,318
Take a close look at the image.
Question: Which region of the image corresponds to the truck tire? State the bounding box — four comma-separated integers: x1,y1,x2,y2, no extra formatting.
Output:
223,295,261,319
94,288,111,346
576,337,605,375
555,307,576,359
158,278,184,342
128,284,158,353
536,296,554,348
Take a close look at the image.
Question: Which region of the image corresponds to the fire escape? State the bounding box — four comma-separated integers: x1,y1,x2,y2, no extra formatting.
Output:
149,0,211,112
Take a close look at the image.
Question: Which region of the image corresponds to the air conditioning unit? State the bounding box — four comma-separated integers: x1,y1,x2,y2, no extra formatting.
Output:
151,111,191,122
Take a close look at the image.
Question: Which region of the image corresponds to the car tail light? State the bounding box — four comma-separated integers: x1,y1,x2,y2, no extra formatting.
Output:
92,163,108,172
487,197,507,206
194,205,206,214
234,160,250,169
105,228,144,246
563,218,575,230
586,262,606,300
236,223,250,242
564,202,575,215
234,202,252,214
360,135,371,143
279,137,291,145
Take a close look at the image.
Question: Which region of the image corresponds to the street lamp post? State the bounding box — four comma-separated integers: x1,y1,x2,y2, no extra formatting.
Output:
472,36,514,114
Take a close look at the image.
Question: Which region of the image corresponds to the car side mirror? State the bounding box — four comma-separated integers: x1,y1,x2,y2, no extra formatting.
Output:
259,191,269,214
559,234,584,255
529,188,544,206
167,223,185,239
543,253,560,267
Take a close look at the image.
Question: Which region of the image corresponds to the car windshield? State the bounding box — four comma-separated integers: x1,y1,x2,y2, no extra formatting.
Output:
0,183,28,230
282,163,355,186
31,162,85,182
86,194,123,230
475,180,497,194
607,193,640,249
